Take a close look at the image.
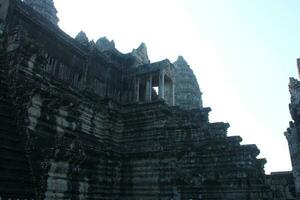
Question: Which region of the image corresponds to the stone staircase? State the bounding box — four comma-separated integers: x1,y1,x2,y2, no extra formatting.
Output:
118,102,273,200
0,38,35,199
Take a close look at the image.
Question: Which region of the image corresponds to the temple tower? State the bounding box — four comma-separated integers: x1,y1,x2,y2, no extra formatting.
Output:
23,0,59,25
173,56,203,110
75,31,89,46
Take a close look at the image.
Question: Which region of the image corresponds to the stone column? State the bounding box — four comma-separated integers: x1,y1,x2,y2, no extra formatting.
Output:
171,80,175,106
136,77,140,102
159,70,165,99
145,75,152,102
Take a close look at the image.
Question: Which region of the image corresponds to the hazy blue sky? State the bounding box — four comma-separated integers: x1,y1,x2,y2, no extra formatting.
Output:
54,0,300,173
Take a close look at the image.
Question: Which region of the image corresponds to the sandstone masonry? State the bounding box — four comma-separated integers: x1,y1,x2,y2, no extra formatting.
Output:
0,0,296,199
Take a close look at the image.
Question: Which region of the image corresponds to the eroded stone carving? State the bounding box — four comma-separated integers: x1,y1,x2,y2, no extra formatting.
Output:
0,0,296,199
23,0,59,25
286,76,300,199
131,42,150,65
96,37,115,52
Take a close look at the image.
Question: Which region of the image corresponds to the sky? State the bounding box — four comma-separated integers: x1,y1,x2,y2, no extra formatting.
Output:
54,0,300,173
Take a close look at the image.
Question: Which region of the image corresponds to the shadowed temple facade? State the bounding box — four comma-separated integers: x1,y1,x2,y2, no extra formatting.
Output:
0,0,298,199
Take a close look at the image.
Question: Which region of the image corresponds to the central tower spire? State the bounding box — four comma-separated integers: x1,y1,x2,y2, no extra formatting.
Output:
23,0,59,25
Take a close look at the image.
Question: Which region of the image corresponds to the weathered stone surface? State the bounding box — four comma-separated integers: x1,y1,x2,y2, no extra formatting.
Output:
0,20,35,199
131,42,150,65
96,37,115,52
174,56,203,110
0,0,296,199
75,31,89,47
23,0,59,25
266,171,296,200
285,76,300,199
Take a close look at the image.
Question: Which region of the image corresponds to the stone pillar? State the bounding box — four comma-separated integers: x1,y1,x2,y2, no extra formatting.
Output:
159,70,165,99
171,80,175,106
136,77,140,102
145,75,152,102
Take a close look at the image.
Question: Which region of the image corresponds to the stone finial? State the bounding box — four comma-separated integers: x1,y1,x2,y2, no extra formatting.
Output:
175,55,189,68
23,0,59,25
173,56,203,110
95,37,115,52
132,43,150,65
75,31,89,46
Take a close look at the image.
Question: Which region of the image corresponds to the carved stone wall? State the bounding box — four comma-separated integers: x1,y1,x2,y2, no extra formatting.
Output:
0,19,36,200
23,0,59,25
119,103,273,199
266,172,296,200
0,0,296,200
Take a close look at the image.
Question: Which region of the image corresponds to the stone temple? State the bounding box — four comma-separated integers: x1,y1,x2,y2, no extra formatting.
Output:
0,0,298,199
